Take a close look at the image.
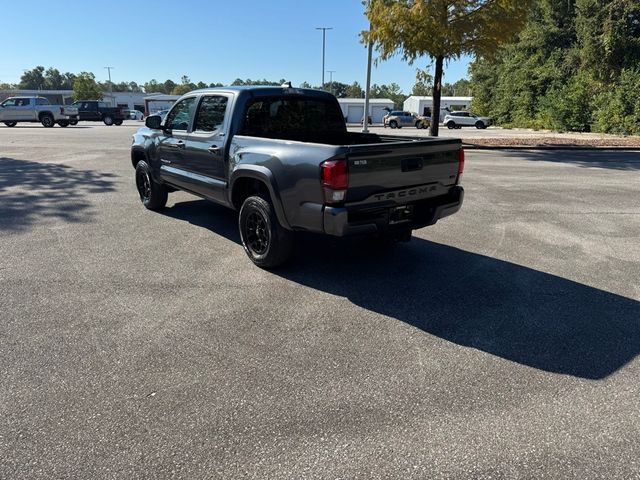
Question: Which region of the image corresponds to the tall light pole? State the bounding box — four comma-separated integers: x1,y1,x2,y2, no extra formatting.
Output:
362,1,373,133
315,27,332,90
104,66,114,105
327,70,336,94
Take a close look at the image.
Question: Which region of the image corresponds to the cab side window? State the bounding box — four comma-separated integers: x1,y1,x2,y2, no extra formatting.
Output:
165,97,196,132
36,98,49,105
194,96,228,133
2,99,17,107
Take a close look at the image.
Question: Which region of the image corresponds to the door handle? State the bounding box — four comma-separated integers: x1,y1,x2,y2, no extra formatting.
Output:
169,141,185,149
208,146,220,154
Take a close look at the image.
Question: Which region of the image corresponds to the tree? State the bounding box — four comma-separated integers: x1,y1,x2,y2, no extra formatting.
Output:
411,69,433,95
325,81,349,98
364,0,531,135
73,72,102,101
370,82,407,108
19,66,46,90
163,79,177,94
346,81,364,97
144,79,164,93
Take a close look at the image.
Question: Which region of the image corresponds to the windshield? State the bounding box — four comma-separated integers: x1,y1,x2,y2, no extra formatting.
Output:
240,96,346,139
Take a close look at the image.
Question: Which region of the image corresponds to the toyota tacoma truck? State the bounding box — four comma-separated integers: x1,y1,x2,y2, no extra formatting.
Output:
131,85,464,268
0,96,78,127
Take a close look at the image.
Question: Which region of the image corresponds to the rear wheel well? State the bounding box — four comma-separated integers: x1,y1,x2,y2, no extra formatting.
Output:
38,111,53,120
232,177,271,210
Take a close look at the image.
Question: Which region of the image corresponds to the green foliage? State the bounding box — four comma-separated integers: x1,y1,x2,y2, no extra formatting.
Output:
365,0,531,135
471,0,640,134
593,69,640,135
72,72,102,101
345,81,364,97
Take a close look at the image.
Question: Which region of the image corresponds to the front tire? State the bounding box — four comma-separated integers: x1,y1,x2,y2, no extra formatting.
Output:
103,115,114,126
446,121,456,129
58,120,69,127
114,119,123,126
475,121,486,129
4,121,17,127
239,195,293,269
41,114,54,128
389,120,398,129
135,160,167,210
69,119,78,126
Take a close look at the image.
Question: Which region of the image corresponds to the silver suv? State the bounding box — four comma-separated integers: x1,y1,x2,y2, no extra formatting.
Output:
443,111,491,129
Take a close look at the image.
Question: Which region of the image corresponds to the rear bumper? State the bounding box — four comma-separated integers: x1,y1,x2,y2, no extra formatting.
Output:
323,186,464,237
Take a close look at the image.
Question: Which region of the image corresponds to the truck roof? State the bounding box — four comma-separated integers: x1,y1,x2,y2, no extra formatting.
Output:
188,85,335,99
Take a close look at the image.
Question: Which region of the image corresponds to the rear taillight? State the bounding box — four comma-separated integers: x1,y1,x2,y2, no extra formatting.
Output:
321,158,348,204
60,107,64,114
456,148,465,184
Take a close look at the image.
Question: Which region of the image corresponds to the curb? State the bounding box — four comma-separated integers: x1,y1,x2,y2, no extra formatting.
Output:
462,144,640,151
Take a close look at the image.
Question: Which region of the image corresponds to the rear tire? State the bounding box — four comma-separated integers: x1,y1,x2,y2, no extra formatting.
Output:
69,119,78,126
58,120,69,127
4,122,17,127
239,195,293,269
103,115,114,126
135,160,167,210
41,114,54,128
114,119,123,126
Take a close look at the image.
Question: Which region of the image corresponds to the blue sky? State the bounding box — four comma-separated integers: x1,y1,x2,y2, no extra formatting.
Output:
0,0,471,93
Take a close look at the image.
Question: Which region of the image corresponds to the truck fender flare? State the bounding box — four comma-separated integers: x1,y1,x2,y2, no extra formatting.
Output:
229,166,291,230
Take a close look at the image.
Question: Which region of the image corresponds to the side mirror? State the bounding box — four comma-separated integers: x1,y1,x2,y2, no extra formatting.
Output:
145,115,163,130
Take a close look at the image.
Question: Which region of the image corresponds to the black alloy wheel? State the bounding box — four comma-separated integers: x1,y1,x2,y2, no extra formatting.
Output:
239,195,293,268
135,160,167,210
245,211,270,256
4,122,17,127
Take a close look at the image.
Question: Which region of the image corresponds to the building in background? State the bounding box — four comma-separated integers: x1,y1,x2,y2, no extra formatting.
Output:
403,96,473,120
337,98,394,124
143,94,180,116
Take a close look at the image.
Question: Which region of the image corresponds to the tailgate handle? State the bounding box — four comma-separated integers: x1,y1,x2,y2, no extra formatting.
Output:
402,157,423,172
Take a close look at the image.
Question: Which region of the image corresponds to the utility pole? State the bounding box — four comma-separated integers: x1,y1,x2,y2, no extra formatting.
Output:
327,70,336,94
362,2,373,133
315,27,332,90
104,66,114,105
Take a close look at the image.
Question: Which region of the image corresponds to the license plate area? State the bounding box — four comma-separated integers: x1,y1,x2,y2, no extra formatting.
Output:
389,205,414,224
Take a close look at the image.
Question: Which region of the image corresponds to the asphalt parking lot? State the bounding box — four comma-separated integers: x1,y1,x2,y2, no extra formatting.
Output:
1,122,639,479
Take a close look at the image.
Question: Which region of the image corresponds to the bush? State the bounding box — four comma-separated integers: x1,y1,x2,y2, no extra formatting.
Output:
593,69,640,136
542,73,597,132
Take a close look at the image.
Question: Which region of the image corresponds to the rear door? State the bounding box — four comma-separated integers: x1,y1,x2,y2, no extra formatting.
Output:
182,94,231,203
344,138,462,206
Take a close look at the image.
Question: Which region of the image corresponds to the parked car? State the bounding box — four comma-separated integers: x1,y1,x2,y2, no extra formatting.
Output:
0,96,78,127
131,86,464,268
443,111,491,129
383,111,429,129
71,100,127,125
124,109,144,120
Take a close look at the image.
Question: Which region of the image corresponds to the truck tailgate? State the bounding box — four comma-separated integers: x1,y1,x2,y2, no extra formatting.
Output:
344,137,462,205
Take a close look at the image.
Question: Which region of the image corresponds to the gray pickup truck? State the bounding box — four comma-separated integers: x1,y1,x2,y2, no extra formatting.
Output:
131,85,464,268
